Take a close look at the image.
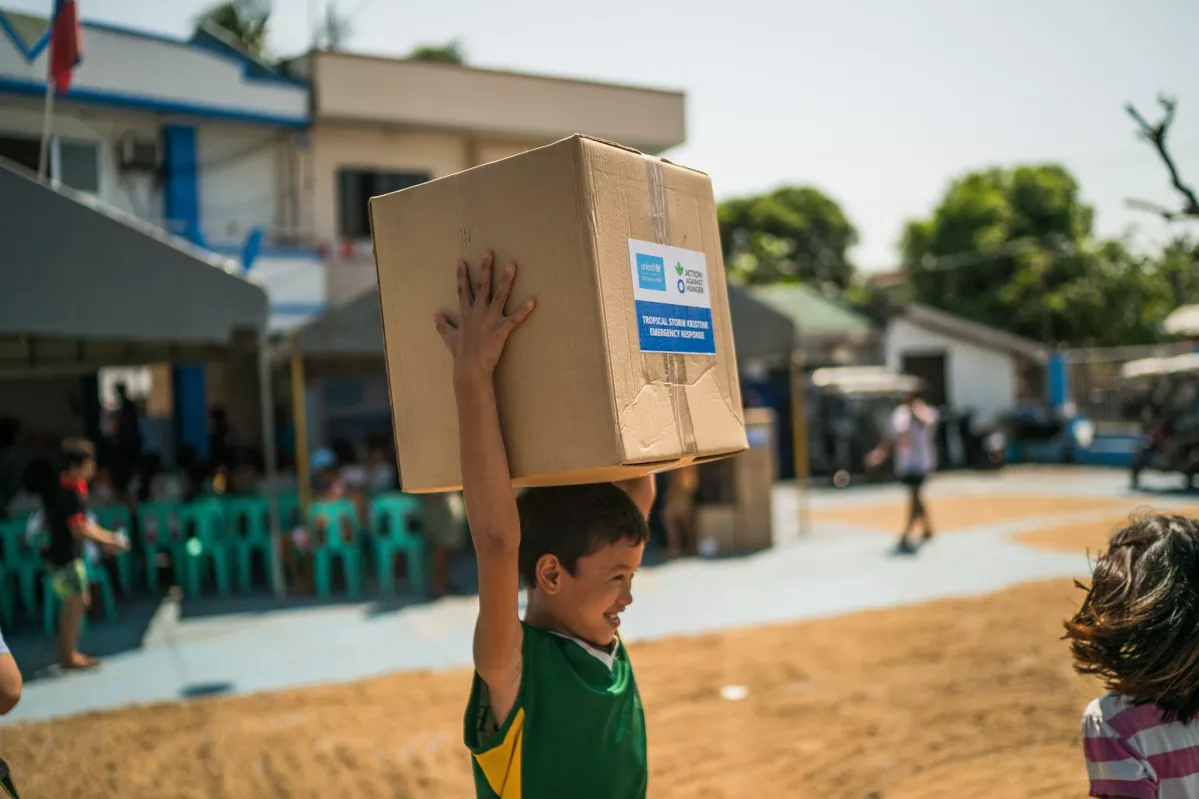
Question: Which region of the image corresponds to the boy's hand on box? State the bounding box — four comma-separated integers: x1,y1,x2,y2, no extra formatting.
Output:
434,252,535,385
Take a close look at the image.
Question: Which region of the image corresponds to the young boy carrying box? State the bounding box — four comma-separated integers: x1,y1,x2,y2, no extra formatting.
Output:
434,252,656,798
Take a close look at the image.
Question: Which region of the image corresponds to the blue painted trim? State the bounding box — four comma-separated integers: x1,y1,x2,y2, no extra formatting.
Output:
206,243,323,261
163,125,203,247
84,20,307,88
172,365,209,460
187,32,308,89
0,76,309,127
1047,351,1069,409
271,302,327,315
0,11,48,60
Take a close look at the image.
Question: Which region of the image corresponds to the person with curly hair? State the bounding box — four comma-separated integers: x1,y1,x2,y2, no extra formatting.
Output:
1065,513,1199,799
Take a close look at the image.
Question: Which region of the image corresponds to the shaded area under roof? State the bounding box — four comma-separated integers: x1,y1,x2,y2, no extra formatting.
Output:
292,283,797,367
0,160,267,373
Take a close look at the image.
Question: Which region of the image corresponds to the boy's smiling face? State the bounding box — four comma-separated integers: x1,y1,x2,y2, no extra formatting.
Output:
537,538,644,649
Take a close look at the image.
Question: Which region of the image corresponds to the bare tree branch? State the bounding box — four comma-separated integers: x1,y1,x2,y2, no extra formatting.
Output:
1126,197,1184,222
1125,94,1199,221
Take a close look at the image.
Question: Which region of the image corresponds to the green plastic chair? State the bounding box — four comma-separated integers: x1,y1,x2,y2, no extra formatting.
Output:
307,499,362,598
178,498,232,597
0,518,43,619
276,490,301,531
138,501,187,593
43,556,116,634
368,493,426,596
92,505,134,594
225,497,273,593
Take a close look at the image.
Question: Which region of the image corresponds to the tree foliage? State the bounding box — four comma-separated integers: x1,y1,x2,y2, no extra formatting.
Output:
900,164,1199,346
194,0,271,55
409,40,466,64
717,187,857,289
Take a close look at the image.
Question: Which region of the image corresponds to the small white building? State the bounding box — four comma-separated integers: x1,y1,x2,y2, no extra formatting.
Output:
885,304,1046,427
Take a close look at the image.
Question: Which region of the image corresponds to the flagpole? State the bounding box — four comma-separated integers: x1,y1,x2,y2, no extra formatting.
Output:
37,74,54,180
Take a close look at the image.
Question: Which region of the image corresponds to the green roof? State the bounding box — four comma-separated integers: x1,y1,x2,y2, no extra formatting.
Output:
747,283,874,339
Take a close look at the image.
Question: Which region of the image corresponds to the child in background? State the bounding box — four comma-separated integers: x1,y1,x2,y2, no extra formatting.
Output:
282,449,344,593
434,253,655,798
1065,513,1199,799
43,438,130,669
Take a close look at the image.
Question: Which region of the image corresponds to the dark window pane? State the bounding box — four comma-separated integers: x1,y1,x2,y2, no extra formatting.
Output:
59,140,99,193
337,169,430,237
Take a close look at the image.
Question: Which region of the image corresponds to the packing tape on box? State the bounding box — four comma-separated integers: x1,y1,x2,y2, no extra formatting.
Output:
643,154,698,456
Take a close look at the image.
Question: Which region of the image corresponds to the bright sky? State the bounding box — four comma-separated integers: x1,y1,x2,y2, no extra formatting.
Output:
7,0,1199,269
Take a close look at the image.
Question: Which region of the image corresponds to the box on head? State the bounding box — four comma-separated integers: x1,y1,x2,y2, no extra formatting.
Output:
370,134,747,493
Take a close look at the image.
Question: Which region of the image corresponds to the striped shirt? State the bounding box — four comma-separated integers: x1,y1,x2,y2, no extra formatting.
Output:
1083,693,1199,799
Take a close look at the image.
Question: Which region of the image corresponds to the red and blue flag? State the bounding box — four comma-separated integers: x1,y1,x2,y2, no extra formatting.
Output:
49,0,82,94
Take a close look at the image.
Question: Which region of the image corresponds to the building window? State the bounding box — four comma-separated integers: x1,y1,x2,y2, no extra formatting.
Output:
337,169,429,238
0,133,100,194
59,140,101,193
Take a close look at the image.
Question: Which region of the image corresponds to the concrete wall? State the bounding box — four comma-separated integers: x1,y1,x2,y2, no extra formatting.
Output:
0,19,307,123
311,53,685,153
311,125,542,305
0,98,163,224
885,318,1018,426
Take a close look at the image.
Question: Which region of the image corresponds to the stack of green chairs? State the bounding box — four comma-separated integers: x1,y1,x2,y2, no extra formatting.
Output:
0,520,22,627
178,498,232,597
0,517,42,621
138,500,186,593
307,499,362,598
92,505,134,594
368,493,426,596
275,490,301,532
224,497,273,593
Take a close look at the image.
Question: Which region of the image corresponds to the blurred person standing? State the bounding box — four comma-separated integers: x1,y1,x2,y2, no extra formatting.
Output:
43,438,130,669
0,416,22,518
112,384,142,498
423,491,466,597
867,391,939,554
662,466,699,558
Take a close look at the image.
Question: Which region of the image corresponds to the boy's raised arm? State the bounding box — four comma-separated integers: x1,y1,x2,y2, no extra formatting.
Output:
434,253,534,718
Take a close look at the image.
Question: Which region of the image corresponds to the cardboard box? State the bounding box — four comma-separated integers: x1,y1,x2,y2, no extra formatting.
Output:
371,135,747,492
734,408,777,552
696,505,737,558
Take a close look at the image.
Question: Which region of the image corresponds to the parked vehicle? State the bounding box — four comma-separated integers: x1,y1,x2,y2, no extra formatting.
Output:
1121,353,1199,489
806,367,924,485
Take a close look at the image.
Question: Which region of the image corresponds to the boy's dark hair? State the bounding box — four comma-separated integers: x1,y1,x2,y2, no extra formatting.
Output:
517,484,648,587
1065,513,1199,723
61,437,96,470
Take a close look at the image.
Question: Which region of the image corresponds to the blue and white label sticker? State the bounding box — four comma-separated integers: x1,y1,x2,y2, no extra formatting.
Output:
627,239,717,355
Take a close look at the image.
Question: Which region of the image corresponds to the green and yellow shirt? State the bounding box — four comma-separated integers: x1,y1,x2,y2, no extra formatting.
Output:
464,622,647,798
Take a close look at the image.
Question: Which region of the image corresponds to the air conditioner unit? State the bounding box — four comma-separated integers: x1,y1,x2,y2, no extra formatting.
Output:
117,137,161,173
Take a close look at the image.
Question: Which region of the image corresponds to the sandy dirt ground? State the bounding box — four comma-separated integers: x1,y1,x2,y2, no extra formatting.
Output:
10,489,1190,798
812,493,1164,534
1015,506,1199,553
0,578,1101,799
